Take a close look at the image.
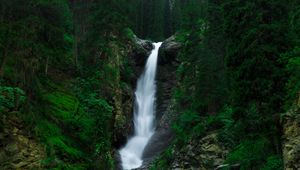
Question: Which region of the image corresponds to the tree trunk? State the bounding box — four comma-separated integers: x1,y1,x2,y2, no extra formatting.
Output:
73,35,79,67
0,50,8,76
45,56,49,75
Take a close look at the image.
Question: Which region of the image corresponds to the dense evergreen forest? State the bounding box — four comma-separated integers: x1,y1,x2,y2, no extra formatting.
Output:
0,0,299,170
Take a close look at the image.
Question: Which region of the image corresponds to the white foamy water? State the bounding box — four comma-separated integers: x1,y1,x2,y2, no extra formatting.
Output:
119,42,162,170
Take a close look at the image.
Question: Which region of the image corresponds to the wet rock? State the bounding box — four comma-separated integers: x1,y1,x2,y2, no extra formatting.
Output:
132,35,154,66
159,35,182,65
155,64,178,127
114,151,123,170
134,35,154,51
142,129,174,161
113,76,135,149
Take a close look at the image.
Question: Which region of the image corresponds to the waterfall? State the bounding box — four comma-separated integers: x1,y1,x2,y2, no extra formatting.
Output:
119,42,162,170
169,0,175,11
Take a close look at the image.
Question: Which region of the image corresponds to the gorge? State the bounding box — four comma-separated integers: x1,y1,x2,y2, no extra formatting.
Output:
119,42,162,170
0,1,300,170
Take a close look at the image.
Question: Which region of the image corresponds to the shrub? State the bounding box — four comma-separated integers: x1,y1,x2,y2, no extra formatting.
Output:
0,86,26,113
280,47,300,108
261,155,283,170
226,137,274,170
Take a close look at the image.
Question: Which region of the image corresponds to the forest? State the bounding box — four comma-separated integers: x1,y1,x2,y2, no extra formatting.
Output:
0,0,299,170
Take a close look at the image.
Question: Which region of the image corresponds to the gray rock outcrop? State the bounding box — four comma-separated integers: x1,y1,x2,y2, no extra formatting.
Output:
282,106,300,170
171,132,229,170
0,113,46,169
159,35,182,65
132,35,154,66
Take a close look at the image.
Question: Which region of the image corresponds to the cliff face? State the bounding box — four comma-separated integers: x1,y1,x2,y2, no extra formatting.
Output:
141,56,178,164
113,38,154,151
131,36,182,169
170,132,229,170
0,113,46,169
282,97,300,170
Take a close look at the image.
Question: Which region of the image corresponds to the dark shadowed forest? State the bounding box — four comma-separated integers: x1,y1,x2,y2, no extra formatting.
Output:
0,0,299,170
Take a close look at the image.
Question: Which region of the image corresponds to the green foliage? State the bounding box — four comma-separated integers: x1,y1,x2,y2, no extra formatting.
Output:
73,74,115,169
172,110,201,144
44,91,79,119
0,0,73,94
289,1,300,45
83,93,113,118
156,1,296,169
130,0,167,40
0,86,26,113
225,138,281,170
218,1,289,167
1,0,299,169
31,88,88,167
150,146,174,170
173,106,233,147
122,27,135,40
0,85,26,130
175,8,226,114
223,0,289,117
261,155,283,170
179,0,208,30
36,120,83,159
175,30,189,43
26,77,115,169
280,47,300,108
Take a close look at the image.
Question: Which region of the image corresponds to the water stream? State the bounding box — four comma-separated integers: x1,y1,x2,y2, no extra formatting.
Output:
119,42,162,170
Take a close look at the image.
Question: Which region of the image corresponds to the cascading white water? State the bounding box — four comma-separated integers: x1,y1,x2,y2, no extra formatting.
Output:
119,42,162,170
